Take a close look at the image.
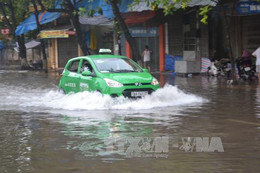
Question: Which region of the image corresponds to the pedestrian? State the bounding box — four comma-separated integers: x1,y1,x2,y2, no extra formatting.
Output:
252,47,260,83
142,45,151,71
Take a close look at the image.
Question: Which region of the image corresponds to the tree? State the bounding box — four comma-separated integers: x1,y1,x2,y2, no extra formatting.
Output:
31,0,48,72
0,0,30,69
49,0,142,62
63,0,91,55
44,0,142,62
45,0,91,55
109,0,142,63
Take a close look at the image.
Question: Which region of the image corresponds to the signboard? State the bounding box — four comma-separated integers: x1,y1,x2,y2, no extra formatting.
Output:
40,30,77,38
40,30,69,39
129,27,158,37
1,28,10,35
237,1,260,15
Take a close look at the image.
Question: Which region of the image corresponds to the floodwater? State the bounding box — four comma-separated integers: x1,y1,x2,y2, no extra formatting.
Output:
0,70,260,173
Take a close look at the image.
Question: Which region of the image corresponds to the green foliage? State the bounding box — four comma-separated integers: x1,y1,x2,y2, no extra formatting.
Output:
113,20,122,35
79,7,87,16
42,0,55,9
0,0,31,39
131,0,214,23
0,0,31,24
199,5,212,24
131,0,193,15
73,10,77,16
97,7,103,15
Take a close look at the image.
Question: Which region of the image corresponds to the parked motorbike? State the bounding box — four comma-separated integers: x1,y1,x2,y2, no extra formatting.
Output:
207,61,218,76
29,60,43,70
207,58,231,78
236,56,256,81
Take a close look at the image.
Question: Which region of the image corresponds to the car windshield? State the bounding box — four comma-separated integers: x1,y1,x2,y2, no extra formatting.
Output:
93,58,143,73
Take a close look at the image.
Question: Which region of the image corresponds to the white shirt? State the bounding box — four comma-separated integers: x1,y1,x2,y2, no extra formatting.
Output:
252,47,260,65
143,50,151,62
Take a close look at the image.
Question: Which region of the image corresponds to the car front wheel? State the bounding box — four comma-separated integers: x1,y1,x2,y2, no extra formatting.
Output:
59,88,66,94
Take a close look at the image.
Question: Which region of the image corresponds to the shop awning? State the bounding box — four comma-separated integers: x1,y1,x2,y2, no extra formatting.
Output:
16,0,219,35
25,40,41,49
79,0,218,25
77,0,131,19
79,15,113,25
14,40,41,52
78,0,132,25
15,12,61,36
130,0,218,12
123,11,156,24
15,0,62,36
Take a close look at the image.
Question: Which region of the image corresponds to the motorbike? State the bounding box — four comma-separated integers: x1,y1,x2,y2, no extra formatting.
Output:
236,57,256,81
207,60,218,76
207,58,231,78
29,60,43,70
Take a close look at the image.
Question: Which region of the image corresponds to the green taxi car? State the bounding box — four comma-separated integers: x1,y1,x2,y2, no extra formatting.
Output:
58,54,160,98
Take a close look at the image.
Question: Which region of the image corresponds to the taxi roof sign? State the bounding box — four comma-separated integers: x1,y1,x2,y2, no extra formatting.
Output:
99,49,112,54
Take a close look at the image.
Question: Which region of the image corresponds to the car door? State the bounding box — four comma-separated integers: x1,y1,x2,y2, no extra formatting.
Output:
79,59,96,92
64,59,81,93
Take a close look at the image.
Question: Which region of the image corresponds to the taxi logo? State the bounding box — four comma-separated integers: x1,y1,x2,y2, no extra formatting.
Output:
135,82,142,86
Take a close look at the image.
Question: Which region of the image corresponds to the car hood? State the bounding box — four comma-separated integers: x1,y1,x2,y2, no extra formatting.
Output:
100,72,153,84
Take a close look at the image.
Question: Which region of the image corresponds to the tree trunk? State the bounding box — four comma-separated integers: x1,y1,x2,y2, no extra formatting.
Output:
32,0,48,73
109,0,142,63
17,35,29,69
220,0,238,85
66,0,91,56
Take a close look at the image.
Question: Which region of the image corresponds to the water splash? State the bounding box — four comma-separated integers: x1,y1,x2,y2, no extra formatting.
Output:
0,84,204,111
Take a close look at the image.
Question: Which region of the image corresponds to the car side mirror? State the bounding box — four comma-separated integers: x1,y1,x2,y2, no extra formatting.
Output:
82,70,92,76
142,68,149,72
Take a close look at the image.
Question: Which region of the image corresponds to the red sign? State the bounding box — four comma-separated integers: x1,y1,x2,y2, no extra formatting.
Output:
1,28,10,35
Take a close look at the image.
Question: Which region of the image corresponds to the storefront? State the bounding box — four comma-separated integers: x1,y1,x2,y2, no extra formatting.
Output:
236,1,260,54
39,28,79,69
129,27,160,72
166,9,210,74
122,11,165,72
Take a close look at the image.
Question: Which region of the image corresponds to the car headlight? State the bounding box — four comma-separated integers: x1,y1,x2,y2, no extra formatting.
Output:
104,78,123,87
151,77,159,86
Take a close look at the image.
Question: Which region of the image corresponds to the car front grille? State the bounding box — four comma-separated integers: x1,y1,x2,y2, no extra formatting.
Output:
123,83,151,86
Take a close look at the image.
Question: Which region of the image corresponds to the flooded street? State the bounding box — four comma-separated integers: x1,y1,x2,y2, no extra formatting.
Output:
1,70,260,172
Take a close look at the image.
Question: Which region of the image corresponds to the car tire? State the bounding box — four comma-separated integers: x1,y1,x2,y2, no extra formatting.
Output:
96,90,103,96
59,88,66,95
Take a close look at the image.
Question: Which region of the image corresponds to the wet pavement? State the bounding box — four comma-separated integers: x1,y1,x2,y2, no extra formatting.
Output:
0,70,260,173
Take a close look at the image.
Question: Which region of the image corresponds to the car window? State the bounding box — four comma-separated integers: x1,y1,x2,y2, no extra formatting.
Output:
93,58,142,73
80,60,93,73
68,60,80,73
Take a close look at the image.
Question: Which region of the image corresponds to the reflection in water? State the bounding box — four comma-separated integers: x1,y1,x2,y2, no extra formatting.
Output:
60,114,152,158
256,86,260,118
0,112,32,172
59,108,185,159
1,70,260,172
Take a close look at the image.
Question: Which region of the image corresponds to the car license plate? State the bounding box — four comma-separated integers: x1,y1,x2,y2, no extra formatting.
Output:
245,67,251,71
131,91,148,97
